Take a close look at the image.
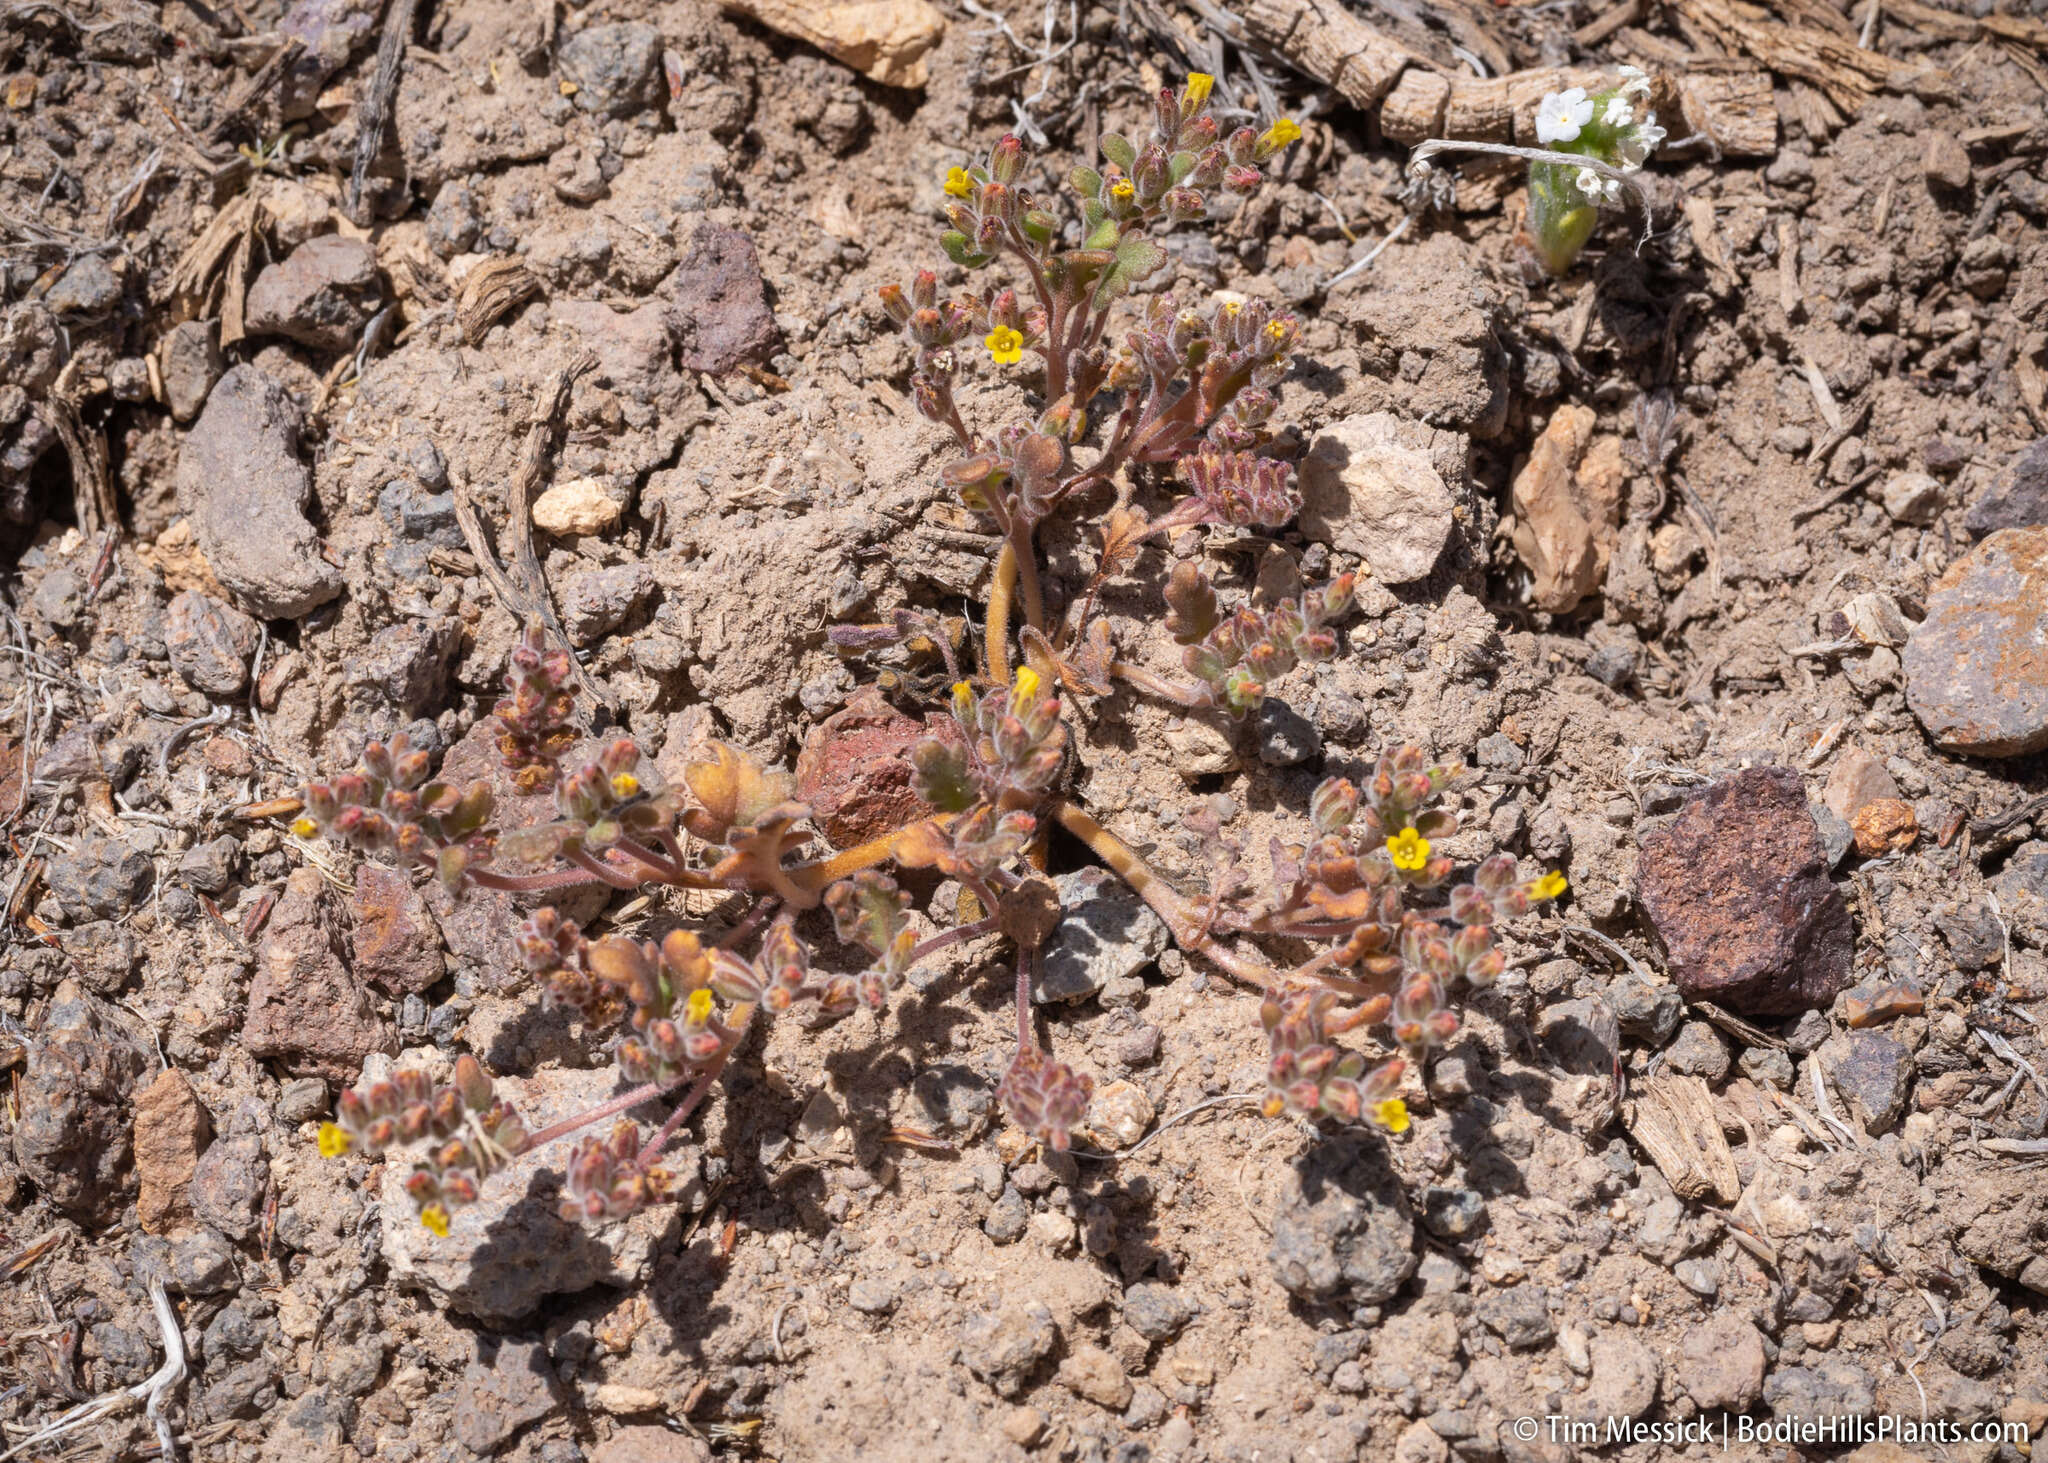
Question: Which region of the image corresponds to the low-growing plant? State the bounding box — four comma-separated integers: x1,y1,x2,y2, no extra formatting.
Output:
295,75,1566,1238
1521,69,1668,275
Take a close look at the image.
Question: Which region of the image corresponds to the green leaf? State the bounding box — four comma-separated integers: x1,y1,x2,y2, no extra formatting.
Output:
911,740,976,813
1113,232,1166,282
1082,217,1119,251
1168,150,1197,186
1069,165,1102,197
1101,133,1135,171
940,231,991,268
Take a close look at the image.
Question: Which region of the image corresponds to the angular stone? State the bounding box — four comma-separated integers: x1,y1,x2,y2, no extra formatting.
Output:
1820,745,1899,822
1575,1334,1660,1422
1268,1133,1417,1303
1298,411,1462,584
1819,1033,1912,1133
1477,1285,1554,1349
1850,798,1917,856
380,1066,684,1323
1057,1344,1132,1410
1965,439,2048,538
659,224,780,375
176,365,343,619
452,1338,565,1454
559,562,655,646
347,616,458,717
794,690,953,848
45,834,153,919
245,869,393,1080
1035,866,1169,1004
1879,471,1943,525
1509,405,1626,613
1636,767,1853,1016
165,590,259,697
722,0,946,87
244,235,381,353
190,1134,268,1242
1121,1281,1194,1342
1903,527,2048,757
532,476,626,537
1677,1314,1765,1411
1990,841,2048,948
350,863,444,994
161,320,223,424
133,1067,211,1234
1764,1360,1875,1423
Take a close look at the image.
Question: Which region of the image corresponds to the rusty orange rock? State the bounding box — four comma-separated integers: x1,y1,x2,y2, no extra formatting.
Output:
795,690,958,849
1850,798,1918,857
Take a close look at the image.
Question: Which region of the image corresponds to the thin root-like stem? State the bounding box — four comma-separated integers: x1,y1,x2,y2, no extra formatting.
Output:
908,913,1001,964
468,866,607,894
635,1035,742,1172
987,541,1019,683
785,815,956,897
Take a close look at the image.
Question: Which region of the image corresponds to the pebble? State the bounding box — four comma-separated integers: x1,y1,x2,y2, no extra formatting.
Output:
1123,1282,1195,1342
1476,1285,1554,1349
451,1338,564,1454
559,562,655,646
1507,405,1626,612
1922,128,1972,191
14,984,150,1221
532,476,626,537
848,1277,896,1314
1964,438,2048,537
1418,1186,1488,1240
245,869,393,1080
1607,970,1682,1043
1678,1314,1766,1410
1818,1033,1914,1133
1878,471,1943,525
1298,411,1461,584
984,1185,1029,1244
133,1067,210,1234
661,223,782,376
1903,527,2048,756
165,589,259,697
1057,1343,1133,1410
46,833,154,919
1256,699,1321,767
160,320,222,423
959,1301,1057,1398
556,22,663,117
1664,1021,1731,1082
1991,842,2048,948
1763,1359,1875,1423
1267,1134,1417,1303
191,1133,267,1241
175,365,343,619
1036,866,1168,1004
244,235,381,353
46,253,123,315
1636,767,1853,1016
350,862,445,994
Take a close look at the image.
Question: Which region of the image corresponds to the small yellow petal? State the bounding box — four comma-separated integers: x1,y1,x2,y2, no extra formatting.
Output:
1263,118,1303,149
1013,666,1041,702
317,1122,352,1158
291,817,318,839
1185,73,1215,107
1109,178,1134,199
685,988,715,1025
420,1204,451,1237
943,166,974,198
610,772,641,800
1373,1098,1410,1135
951,681,975,716
1534,871,1569,901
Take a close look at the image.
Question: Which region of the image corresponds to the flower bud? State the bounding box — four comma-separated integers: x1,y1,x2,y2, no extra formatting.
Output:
989,133,1025,182
1226,126,1258,166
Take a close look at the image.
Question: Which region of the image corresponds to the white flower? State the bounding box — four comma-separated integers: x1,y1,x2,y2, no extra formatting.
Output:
1602,96,1634,129
1617,112,1667,169
1535,88,1595,146
1617,65,1652,99
1575,167,1622,205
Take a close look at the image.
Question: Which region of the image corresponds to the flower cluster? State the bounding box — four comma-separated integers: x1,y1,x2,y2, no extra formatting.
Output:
1525,67,1668,275
295,731,496,891
911,666,1067,813
319,1056,530,1235
1167,568,1357,717
561,1121,689,1224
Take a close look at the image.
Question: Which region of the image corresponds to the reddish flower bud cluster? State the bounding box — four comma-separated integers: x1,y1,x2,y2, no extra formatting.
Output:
325,1056,530,1233
997,1041,1095,1152
495,625,578,792
560,1120,687,1224
1178,572,1357,717
299,731,496,891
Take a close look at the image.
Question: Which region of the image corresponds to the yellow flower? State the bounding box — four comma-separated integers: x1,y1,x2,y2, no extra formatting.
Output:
1262,1093,1286,1118
685,988,715,1025
985,325,1024,365
1372,1098,1410,1135
290,816,318,839
1108,178,1135,201
951,680,975,717
1184,73,1215,108
1261,118,1303,150
1533,870,1569,901
943,166,974,198
1013,666,1041,702
316,1122,352,1158
420,1204,451,1237
609,772,640,800
1386,828,1431,872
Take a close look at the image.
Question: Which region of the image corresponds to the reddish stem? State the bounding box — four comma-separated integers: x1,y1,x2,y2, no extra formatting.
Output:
524,1079,677,1150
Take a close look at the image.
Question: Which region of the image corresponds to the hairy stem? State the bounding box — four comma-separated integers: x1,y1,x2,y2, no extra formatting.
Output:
907,913,1000,964
524,1079,679,1150
634,1024,746,1172
1109,660,1205,706
564,845,646,890
986,541,1019,683
1010,522,1046,633
1014,941,1034,1051
785,816,955,897
468,866,607,894
1052,800,1278,987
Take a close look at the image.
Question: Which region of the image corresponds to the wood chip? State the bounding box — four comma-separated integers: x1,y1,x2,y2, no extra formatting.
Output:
1624,1072,1741,1202
456,257,539,346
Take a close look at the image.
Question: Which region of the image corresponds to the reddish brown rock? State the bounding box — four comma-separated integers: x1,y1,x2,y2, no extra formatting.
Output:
246,869,394,1079
659,223,779,375
794,690,952,849
1903,527,2048,757
133,1066,211,1234
1636,767,1853,1017
351,862,444,994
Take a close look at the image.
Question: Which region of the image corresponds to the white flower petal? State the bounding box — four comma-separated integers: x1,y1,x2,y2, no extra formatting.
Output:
1575,167,1602,196
1535,88,1594,145
1603,96,1633,128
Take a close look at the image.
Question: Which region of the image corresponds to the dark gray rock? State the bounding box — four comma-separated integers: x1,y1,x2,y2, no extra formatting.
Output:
191,1134,267,1241
1256,700,1321,767
1607,970,1682,1043
1122,1282,1195,1342
1964,439,2048,538
1267,1133,1417,1303
30,566,84,631
984,1185,1028,1244
348,616,458,717
1938,898,2006,969
46,834,154,918
1665,1021,1731,1082
425,181,484,259
65,920,138,995
177,836,240,894
1818,1033,1913,1133
46,254,122,316
244,234,381,352
1036,866,1169,1005
559,563,655,646
556,22,663,117
452,1338,565,1454
11,986,150,1221
1990,841,2048,949
1762,1360,1874,1423
161,320,223,423
1419,1186,1489,1240
1477,1285,1555,1349
176,365,343,619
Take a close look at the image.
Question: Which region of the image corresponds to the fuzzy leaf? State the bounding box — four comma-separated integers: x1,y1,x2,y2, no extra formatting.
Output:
1069,165,1103,197
1168,150,1197,185
1082,217,1119,251
1101,132,1136,171
910,740,976,813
